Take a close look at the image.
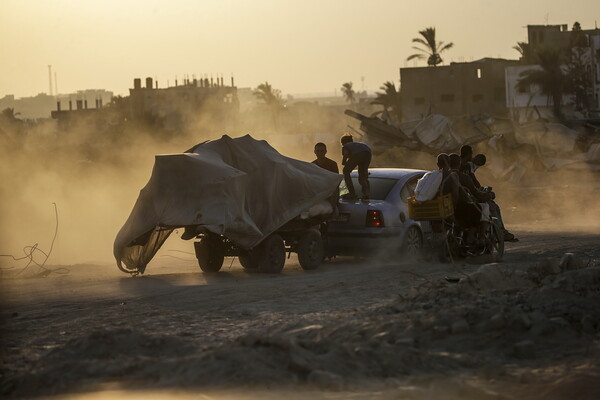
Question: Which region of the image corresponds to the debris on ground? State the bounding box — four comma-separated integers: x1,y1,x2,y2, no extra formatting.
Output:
3,253,599,398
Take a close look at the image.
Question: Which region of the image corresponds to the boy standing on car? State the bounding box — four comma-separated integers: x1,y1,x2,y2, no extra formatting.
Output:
340,134,371,200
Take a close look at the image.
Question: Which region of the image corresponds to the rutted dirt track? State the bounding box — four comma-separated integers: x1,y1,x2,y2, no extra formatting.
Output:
1,226,599,400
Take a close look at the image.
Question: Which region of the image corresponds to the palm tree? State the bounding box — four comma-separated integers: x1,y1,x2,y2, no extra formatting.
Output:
340,82,355,104
253,82,283,130
253,82,282,107
513,42,535,64
517,47,569,119
407,27,453,66
371,81,402,121
567,22,591,110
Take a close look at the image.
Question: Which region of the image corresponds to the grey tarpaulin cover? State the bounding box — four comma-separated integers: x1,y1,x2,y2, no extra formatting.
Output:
114,134,342,273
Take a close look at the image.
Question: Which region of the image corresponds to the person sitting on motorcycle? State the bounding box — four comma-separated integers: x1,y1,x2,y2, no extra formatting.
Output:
449,153,491,247
466,153,518,242
459,145,474,174
437,153,459,206
451,154,492,203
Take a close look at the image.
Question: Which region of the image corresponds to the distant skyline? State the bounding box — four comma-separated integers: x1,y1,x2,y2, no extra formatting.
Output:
1,0,599,98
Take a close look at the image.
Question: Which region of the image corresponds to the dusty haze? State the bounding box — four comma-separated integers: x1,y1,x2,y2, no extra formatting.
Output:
1,110,599,269
0,110,346,266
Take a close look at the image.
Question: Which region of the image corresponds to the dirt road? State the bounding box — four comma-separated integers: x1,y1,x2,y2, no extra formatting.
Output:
1,225,599,400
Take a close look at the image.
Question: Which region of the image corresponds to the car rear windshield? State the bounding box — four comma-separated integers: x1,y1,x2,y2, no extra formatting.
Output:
339,177,398,200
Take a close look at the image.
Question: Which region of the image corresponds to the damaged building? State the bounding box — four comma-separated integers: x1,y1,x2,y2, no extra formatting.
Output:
347,24,600,182
50,76,240,133
400,58,518,121
128,76,239,132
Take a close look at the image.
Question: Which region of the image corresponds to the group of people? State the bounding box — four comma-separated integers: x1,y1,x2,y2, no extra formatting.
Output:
311,134,372,200
309,134,516,243
437,145,517,242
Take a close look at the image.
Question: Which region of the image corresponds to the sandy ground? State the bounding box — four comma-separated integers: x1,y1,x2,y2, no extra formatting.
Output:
1,223,599,400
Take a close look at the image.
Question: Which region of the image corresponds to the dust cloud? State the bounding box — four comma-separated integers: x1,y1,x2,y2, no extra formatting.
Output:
0,103,347,268
375,143,600,234
1,101,598,270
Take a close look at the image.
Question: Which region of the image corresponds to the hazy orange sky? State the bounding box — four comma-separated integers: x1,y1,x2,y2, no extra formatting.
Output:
1,0,599,98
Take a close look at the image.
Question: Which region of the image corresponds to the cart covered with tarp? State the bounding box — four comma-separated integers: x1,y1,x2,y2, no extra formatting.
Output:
114,134,342,274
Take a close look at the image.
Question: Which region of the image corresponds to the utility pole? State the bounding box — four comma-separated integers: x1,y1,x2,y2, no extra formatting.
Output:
48,65,53,95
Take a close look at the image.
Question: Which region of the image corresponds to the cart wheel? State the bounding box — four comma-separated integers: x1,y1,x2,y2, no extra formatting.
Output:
194,234,225,273
297,229,323,270
439,229,459,263
257,234,285,273
438,244,450,263
486,220,505,262
239,250,258,270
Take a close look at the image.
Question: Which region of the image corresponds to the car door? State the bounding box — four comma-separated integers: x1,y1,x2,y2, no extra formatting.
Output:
384,174,422,228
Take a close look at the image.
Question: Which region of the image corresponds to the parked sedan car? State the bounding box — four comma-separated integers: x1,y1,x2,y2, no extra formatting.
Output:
325,168,428,258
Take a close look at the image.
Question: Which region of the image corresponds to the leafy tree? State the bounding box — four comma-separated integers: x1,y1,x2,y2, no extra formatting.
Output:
517,47,569,119
371,81,402,121
340,82,356,104
569,22,588,48
253,82,283,107
407,27,453,66
108,95,126,107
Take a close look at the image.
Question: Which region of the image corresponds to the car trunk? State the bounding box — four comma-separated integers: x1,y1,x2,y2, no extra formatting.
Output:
334,199,386,229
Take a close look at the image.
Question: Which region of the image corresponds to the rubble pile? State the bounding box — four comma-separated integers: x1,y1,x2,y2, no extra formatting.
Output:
3,255,598,397
205,253,599,388
346,110,600,183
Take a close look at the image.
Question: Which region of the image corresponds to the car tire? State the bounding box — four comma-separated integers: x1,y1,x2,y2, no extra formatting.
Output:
297,229,323,270
195,234,225,273
239,250,258,270
257,234,286,273
403,226,423,259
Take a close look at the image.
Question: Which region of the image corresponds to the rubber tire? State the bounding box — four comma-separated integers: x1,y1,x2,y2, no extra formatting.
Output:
438,228,461,262
438,243,450,263
297,229,323,270
195,235,225,273
403,226,423,259
239,251,258,270
257,234,286,273
487,221,505,262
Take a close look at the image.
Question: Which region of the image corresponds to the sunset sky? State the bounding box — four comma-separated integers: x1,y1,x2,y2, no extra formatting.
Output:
1,0,599,98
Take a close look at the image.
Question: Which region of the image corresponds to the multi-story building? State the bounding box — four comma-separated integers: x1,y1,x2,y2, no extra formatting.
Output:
526,24,571,52
400,24,600,122
399,58,518,121
1,89,112,120
523,24,600,112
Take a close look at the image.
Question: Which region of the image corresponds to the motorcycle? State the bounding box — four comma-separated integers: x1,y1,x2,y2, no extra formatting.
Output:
408,191,504,263
438,216,504,262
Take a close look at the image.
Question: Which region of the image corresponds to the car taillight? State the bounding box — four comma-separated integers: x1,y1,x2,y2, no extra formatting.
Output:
366,210,384,227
